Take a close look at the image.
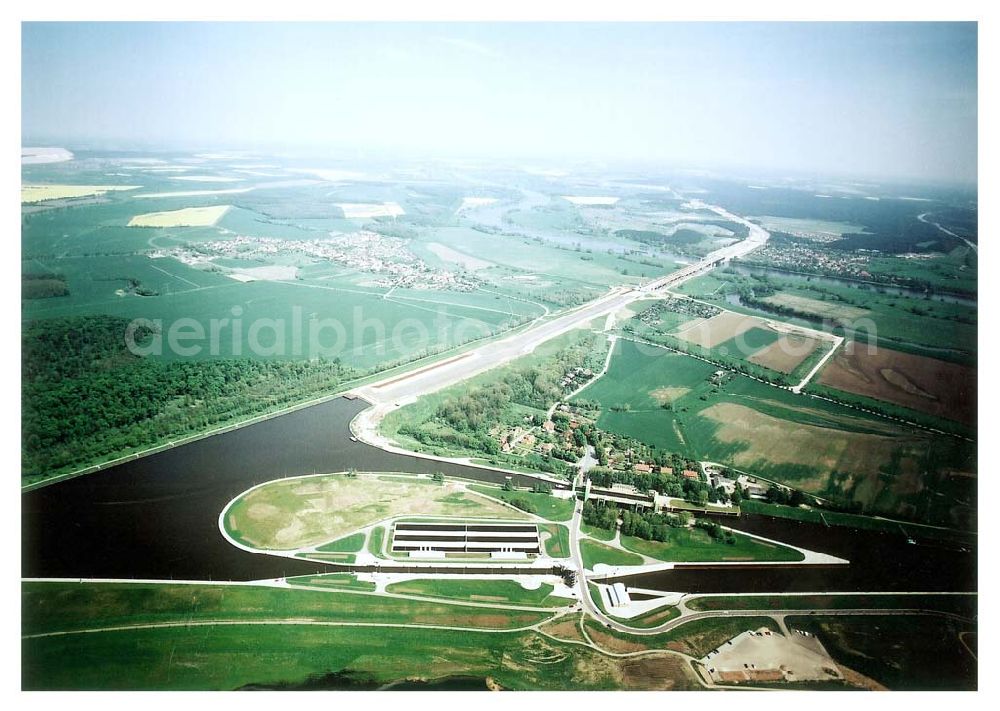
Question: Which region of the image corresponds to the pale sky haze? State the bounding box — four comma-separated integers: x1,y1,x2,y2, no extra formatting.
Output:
21,22,978,183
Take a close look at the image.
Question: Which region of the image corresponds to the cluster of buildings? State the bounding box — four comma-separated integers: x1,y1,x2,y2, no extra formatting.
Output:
560,365,594,389
743,243,873,280
634,296,721,329
151,231,479,291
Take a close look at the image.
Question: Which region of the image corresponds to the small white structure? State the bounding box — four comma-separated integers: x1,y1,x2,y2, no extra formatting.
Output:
409,549,445,559
603,582,632,609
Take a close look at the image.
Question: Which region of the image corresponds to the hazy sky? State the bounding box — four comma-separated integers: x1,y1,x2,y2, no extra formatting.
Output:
22,22,977,182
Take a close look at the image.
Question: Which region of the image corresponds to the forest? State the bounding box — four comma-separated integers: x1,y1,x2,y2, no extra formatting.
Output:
22,316,358,482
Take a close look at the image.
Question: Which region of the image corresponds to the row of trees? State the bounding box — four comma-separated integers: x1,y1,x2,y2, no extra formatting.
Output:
619,509,692,542
583,502,740,546
587,465,730,505
583,501,736,545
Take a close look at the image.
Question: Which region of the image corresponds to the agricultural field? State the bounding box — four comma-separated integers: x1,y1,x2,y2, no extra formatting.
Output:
20,153,702,378
624,298,827,377
817,343,976,426
127,205,231,227
574,338,718,451
747,332,822,373
223,472,526,551
22,184,140,203
675,310,757,349
677,268,977,357
760,292,870,322
574,338,975,527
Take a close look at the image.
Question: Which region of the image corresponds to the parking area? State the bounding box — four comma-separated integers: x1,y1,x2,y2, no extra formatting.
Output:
701,625,843,685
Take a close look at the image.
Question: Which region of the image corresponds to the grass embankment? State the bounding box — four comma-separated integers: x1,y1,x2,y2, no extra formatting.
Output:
296,551,355,564
384,579,573,608
539,523,571,558
468,484,575,521
286,574,377,592
367,526,386,557
580,539,644,568
581,522,616,541
23,625,633,691
622,605,682,628
316,532,365,553
224,472,525,551
21,582,697,691
618,527,803,563
583,615,781,657
739,500,977,548
686,593,978,617
786,614,976,690
21,582,550,638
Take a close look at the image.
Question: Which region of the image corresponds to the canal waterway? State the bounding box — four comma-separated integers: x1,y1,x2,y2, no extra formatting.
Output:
22,397,976,596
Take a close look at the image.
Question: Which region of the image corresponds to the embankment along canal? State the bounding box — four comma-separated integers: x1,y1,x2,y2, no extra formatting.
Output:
23,397,975,596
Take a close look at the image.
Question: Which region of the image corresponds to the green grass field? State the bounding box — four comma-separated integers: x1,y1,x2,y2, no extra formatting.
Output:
22,622,620,691
617,527,803,563
538,522,571,558
20,581,550,638
615,604,681,629
712,326,780,358
738,500,976,546
367,526,386,556
384,579,573,607
21,181,564,374
579,538,644,568
581,522,616,541
224,473,526,551
315,532,366,553
576,338,717,451
676,270,976,356
285,573,377,592
686,593,977,617
468,484,575,521
20,581,694,691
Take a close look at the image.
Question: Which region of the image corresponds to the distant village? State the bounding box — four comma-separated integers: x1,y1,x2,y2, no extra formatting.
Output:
743,242,874,280
150,231,480,291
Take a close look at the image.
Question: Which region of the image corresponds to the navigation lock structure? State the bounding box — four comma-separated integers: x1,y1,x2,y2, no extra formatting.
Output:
19,19,979,693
